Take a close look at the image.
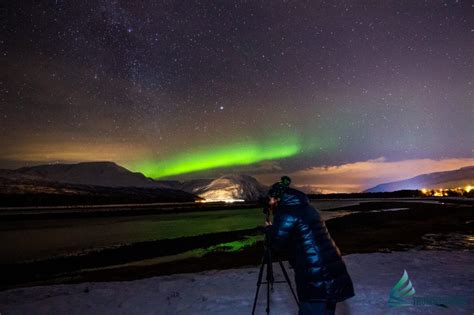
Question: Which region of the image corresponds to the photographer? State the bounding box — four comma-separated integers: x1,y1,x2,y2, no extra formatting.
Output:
265,176,355,315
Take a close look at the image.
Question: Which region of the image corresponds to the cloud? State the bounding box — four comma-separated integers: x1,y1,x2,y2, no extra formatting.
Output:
254,157,474,193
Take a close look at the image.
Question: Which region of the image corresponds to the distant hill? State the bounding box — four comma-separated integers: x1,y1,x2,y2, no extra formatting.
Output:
1,162,168,188
0,162,202,206
0,176,200,207
365,166,474,192
0,162,269,204
294,185,328,194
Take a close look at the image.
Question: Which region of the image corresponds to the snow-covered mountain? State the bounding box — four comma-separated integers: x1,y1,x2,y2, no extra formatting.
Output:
365,166,474,192
169,174,268,202
1,162,168,188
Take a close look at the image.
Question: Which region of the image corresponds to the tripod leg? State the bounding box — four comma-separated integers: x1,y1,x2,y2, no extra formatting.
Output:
279,261,299,306
267,248,274,289
266,275,270,315
252,259,266,315
266,247,273,314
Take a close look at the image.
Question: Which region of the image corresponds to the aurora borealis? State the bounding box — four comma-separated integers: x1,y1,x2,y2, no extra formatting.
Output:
132,135,301,178
1,1,473,188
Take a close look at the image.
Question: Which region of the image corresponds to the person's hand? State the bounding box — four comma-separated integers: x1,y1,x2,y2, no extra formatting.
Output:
268,197,278,206
265,220,272,227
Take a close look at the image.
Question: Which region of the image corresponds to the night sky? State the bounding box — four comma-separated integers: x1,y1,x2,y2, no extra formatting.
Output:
1,1,473,191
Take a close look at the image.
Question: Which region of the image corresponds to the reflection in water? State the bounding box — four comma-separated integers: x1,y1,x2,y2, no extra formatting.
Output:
0,206,354,264
206,235,262,253
82,235,264,272
1,200,455,267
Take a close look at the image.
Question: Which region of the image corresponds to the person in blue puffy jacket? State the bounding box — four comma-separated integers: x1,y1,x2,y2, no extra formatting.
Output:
265,176,355,315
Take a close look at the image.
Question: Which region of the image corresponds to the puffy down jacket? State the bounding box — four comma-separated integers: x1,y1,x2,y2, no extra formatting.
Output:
268,187,355,302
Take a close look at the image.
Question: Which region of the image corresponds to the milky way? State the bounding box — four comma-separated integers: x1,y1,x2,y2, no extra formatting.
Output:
1,1,472,181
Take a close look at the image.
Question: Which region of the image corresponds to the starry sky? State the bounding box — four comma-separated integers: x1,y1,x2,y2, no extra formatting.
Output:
1,1,473,191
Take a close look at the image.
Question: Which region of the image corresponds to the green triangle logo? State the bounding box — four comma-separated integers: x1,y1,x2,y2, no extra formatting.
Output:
388,269,416,308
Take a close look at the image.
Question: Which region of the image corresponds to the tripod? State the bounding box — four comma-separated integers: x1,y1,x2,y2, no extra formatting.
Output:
251,228,299,314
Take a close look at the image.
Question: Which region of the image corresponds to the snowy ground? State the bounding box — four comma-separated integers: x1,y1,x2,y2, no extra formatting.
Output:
0,250,473,315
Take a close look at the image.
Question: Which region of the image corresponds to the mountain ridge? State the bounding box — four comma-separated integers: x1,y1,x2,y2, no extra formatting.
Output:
365,166,474,192
0,162,269,202
7,161,166,188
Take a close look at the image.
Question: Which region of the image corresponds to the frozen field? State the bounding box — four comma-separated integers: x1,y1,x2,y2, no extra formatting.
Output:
1,250,472,315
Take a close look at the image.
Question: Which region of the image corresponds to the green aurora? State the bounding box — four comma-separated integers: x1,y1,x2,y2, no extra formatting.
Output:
130,135,301,178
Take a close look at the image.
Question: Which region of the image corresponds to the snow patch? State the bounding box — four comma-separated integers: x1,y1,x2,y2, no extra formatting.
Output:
0,251,472,314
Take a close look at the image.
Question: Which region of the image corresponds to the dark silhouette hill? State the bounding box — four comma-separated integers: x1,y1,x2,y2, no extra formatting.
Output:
5,161,166,188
